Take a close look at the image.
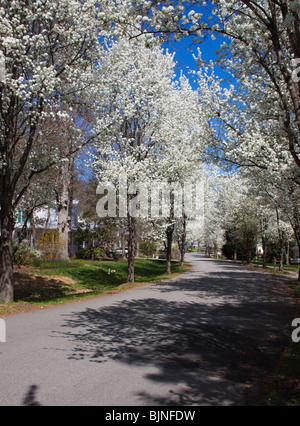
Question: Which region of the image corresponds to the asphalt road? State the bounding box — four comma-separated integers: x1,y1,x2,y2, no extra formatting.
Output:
0,253,296,406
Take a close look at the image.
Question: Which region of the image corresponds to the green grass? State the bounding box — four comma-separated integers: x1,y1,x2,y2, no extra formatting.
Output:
0,259,190,315
282,265,300,273
250,259,299,276
33,258,188,287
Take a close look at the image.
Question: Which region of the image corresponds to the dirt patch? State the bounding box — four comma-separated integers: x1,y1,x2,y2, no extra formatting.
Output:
0,266,79,317
14,270,75,295
15,269,76,287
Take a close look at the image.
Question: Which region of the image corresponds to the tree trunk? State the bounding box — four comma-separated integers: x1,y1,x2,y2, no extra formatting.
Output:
127,214,136,283
286,241,290,266
279,239,285,272
30,210,36,250
262,238,268,269
247,249,252,265
57,156,74,261
234,247,237,262
166,186,176,274
178,216,186,266
0,203,15,303
180,249,185,266
120,226,126,260
166,221,174,274
213,243,217,258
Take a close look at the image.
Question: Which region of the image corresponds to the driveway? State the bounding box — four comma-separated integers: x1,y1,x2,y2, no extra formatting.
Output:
0,253,295,406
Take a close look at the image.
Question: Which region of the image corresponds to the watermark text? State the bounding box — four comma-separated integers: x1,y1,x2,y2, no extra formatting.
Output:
292,58,300,83
96,175,204,220
292,318,300,343
0,52,5,83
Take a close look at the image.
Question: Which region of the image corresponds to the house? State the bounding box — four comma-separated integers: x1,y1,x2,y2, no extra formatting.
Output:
13,200,80,254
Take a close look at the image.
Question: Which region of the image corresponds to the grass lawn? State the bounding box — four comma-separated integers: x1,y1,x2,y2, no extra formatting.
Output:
0,258,191,316
251,259,299,275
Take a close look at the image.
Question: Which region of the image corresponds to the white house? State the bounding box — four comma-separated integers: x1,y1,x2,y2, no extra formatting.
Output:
13,200,80,254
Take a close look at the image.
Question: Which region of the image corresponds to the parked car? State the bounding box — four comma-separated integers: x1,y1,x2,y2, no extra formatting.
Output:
115,247,128,256
290,258,300,264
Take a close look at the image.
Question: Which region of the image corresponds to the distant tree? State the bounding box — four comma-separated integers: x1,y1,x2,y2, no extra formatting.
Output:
92,37,176,283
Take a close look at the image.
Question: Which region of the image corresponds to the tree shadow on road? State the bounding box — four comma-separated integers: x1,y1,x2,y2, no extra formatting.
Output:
54,261,295,405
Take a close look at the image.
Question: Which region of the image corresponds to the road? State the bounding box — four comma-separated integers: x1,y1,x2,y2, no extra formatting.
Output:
0,253,296,406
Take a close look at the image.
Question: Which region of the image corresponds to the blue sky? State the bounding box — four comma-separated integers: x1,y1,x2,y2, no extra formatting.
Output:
163,32,232,90
158,0,232,90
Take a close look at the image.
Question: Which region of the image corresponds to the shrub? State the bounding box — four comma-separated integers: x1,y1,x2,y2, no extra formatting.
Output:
140,241,157,258
77,247,92,260
14,240,41,265
95,247,104,258
106,251,121,261
76,246,105,260
36,230,64,261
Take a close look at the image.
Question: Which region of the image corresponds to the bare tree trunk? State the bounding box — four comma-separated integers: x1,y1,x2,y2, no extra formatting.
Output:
278,231,286,272
0,200,14,303
286,241,290,266
57,155,74,261
120,225,126,260
234,247,237,262
30,210,36,250
180,248,185,266
178,215,186,266
247,249,252,265
279,245,285,272
166,220,174,275
127,214,136,283
166,186,176,274
262,238,268,269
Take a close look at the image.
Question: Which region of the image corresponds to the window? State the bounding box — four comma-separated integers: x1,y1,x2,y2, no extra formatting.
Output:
17,210,23,223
